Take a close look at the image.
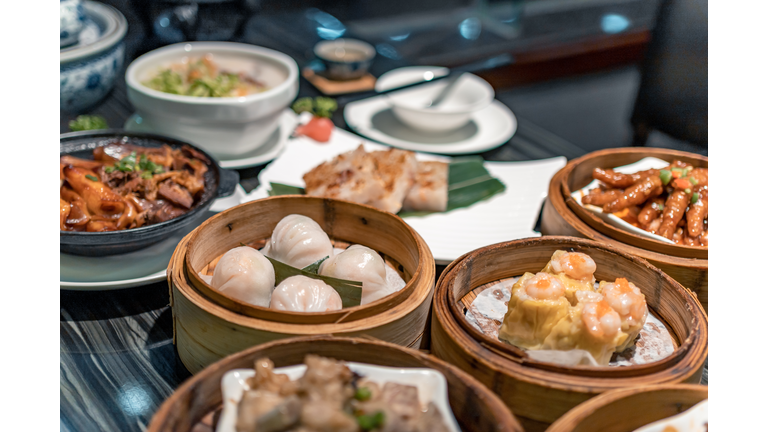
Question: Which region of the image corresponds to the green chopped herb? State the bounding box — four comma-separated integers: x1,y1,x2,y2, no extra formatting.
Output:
141,171,154,179
691,192,700,204
660,169,672,185
291,97,315,115
684,188,691,194
69,115,108,131
85,174,99,181
689,177,699,186
658,203,664,211
354,387,372,401
104,166,115,174
291,96,338,118
356,411,385,431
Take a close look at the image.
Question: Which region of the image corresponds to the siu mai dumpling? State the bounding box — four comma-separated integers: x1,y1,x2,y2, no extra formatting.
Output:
541,290,629,365
262,214,334,269
211,246,275,307
319,244,395,305
599,278,648,352
542,250,597,304
269,275,342,312
498,272,571,350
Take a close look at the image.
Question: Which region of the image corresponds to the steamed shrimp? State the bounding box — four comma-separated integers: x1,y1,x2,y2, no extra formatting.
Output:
600,278,647,328
520,273,566,301
581,299,622,340
550,252,597,282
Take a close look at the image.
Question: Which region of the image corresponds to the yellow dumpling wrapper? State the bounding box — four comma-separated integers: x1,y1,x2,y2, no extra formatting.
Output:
541,291,629,365
598,278,648,352
499,272,571,350
542,250,597,305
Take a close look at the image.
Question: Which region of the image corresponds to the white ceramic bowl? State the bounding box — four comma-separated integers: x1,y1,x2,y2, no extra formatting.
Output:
314,38,376,81
379,68,494,133
125,42,299,159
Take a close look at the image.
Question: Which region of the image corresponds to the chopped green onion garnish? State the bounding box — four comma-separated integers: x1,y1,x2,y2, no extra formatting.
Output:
658,203,664,211
660,170,672,185
141,171,153,179
684,188,691,194
357,412,385,430
689,177,698,186
355,387,372,401
85,174,98,181
104,166,115,174
691,192,700,204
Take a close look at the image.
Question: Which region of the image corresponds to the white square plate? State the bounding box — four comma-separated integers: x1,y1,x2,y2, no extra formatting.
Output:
243,122,566,264
217,362,461,432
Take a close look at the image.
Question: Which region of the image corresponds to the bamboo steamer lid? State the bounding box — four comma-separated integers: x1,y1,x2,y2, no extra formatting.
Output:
168,196,435,374
546,384,708,432
147,336,524,432
541,148,708,312
430,236,707,430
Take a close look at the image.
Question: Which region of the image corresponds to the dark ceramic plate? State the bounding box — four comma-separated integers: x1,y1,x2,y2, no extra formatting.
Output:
60,130,239,256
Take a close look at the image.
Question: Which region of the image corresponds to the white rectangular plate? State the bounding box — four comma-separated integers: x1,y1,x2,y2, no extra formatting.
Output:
217,362,461,432
632,399,708,432
571,157,676,244
243,124,566,264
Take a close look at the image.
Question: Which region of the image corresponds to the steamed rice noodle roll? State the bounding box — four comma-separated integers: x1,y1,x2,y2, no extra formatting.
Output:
542,250,597,304
541,290,629,365
599,277,648,351
498,272,571,350
262,214,334,269
211,246,275,307
269,275,342,312
319,244,395,305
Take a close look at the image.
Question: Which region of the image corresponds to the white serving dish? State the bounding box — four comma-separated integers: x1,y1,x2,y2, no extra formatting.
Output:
243,121,566,264
218,362,461,432
125,42,299,159
632,399,708,432
571,157,676,244
380,69,494,133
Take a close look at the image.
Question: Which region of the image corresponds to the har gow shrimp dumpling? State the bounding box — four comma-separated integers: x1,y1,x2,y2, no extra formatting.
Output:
262,214,334,269
269,275,343,312
211,246,275,307
319,244,395,305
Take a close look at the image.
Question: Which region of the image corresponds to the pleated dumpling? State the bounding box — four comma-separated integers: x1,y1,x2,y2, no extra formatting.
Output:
498,272,571,350
319,244,395,305
211,246,275,307
262,214,334,269
541,290,629,365
598,278,648,352
269,275,343,312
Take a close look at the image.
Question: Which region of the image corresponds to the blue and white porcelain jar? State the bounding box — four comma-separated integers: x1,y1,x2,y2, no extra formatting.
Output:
60,1,127,113
60,0,86,48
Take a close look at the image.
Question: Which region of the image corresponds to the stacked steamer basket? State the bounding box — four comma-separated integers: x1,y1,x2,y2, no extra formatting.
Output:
168,196,435,374
430,236,708,431
147,336,523,432
541,148,708,312
547,384,708,432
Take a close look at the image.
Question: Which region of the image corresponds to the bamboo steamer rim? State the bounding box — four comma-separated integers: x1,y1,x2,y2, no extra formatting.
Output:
548,170,708,269
557,147,708,260
147,335,524,432
183,196,431,325
170,198,435,334
545,383,708,432
433,235,708,390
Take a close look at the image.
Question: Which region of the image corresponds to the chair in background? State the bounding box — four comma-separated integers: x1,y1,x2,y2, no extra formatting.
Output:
630,0,707,148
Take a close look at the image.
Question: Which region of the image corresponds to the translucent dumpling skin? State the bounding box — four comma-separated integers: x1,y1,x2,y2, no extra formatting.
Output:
319,244,395,305
211,246,275,307
269,275,343,312
263,214,334,269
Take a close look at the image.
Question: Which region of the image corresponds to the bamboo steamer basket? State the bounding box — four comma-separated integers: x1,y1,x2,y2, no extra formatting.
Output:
147,336,523,432
168,196,435,374
430,236,708,431
541,148,708,312
546,384,708,432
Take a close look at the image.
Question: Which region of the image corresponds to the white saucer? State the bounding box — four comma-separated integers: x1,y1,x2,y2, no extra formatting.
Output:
124,110,297,169
343,97,517,155
60,185,246,290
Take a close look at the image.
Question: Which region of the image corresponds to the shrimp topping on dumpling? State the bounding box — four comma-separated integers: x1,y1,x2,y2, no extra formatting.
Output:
319,245,395,305
269,275,342,312
211,246,275,307
262,214,334,269
599,277,648,351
